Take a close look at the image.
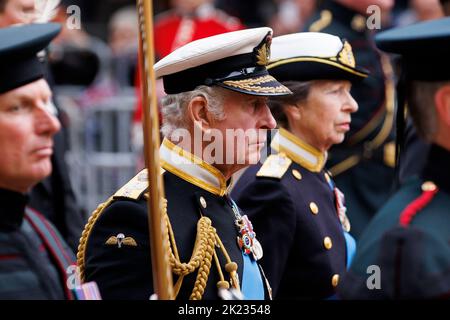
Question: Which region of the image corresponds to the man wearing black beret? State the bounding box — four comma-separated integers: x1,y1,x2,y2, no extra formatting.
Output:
339,17,450,299
0,23,76,299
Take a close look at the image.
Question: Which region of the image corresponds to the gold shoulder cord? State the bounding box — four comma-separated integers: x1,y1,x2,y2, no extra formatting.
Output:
78,193,241,300
144,194,241,300
77,196,116,282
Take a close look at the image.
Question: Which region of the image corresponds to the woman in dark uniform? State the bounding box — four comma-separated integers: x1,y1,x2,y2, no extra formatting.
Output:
232,32,368,299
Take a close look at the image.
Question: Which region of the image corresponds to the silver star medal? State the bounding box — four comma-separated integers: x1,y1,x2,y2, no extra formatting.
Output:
251,237,263,261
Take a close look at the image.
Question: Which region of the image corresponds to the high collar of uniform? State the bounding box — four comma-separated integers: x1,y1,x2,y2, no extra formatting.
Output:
271,128,326,172
159,138,230,196
0,188,28,232
422,144,450,195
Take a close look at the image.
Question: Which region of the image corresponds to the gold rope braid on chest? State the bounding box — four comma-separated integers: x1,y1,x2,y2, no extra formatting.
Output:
144,194,241,300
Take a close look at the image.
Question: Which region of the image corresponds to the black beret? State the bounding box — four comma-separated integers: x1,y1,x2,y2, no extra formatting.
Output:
0,23,61,94
375,17,450,81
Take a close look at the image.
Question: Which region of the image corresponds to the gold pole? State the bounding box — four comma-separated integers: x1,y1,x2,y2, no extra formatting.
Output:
136,0,174,300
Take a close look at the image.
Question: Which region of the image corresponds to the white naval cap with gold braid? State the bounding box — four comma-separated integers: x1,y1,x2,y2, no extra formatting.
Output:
268,32,369,83
154,27,292,96
271,32,345,60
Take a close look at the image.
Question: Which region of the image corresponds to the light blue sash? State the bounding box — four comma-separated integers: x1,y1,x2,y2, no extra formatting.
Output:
241,253,264,300
344,231,356,268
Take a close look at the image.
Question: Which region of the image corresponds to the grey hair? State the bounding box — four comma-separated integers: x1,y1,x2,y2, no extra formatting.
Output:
160,85,227,137
407,80,450,141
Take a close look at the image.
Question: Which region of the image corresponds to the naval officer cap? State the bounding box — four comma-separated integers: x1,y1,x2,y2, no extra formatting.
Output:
267,32,369,83
0,23,61,94
375,17,450,81
154,27,292,96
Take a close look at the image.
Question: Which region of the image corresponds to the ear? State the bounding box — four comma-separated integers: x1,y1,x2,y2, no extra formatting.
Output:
187,96,214,132
282,103,302,131
434,84,450,127
284,103,302,121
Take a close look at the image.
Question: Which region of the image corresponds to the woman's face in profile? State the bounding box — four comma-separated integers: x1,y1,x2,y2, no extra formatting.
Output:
293,80,358,152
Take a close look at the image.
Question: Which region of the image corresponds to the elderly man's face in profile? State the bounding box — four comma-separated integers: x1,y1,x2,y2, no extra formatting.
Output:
210,90,277,174
0,79,60,193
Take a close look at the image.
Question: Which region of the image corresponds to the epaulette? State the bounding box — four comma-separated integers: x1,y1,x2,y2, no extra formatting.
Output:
309,10,333,32
256,153,292,179
399,181,439,227
113,168,166,200
77,167,167,282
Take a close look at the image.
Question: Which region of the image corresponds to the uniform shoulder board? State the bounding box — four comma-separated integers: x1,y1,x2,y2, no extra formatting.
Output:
113,168,166,200
256,153,292,179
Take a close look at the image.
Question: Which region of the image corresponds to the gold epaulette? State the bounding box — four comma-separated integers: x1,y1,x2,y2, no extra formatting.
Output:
256,153,292,179
113,169,149,200
113,168,166,200
77,167,166,282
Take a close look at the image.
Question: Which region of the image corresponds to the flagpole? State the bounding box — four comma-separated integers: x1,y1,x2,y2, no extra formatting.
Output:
136,0,174,300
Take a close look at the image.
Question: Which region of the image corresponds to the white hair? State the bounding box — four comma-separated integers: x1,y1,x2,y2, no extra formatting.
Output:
160,85,227,137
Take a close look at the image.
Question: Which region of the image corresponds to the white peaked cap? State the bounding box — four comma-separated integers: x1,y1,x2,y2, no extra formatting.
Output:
153,27,292,96
268,32,368,83
271,32,344,60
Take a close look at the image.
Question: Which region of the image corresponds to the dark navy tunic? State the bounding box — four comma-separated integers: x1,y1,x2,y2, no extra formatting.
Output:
0,189,75,299
232,129,355,299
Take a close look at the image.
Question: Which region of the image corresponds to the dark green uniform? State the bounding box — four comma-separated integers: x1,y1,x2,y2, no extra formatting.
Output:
304,0,396,238
339,145,450,298
340,16,450,299
0,23,76,300
0,189,75,299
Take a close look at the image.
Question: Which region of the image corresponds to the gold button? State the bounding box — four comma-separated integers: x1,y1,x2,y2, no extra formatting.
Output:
309,202,319,215
292,169,302,180
332,274,340,287
421,181,437,192
199,196,207,209
324,237,332,250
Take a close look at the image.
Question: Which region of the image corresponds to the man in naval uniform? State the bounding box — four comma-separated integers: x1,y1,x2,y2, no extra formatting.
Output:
339,17,450,299
78,27,292,300
0,23,76,299
304,0,397,238
232,32,368,299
